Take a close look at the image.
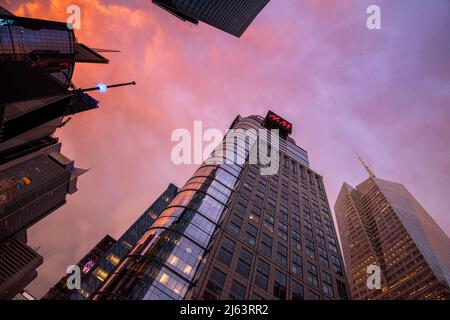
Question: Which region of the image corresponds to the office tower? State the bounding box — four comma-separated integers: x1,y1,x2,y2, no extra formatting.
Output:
0,239,43,299
0,6,130,299
334,157,450,300
92,111,349,300
43,184,179,300
152,0,270,37
0,148,86,243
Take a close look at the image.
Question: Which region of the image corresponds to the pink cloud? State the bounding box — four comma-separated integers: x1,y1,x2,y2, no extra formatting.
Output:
2,0,449,297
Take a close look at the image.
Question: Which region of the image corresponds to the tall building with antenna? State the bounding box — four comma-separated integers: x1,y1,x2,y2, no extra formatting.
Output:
334,155,450,300
91,112,349,300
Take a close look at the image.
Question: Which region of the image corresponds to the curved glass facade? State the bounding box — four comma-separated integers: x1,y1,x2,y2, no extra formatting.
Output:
92,118,262,300
0,15,76,86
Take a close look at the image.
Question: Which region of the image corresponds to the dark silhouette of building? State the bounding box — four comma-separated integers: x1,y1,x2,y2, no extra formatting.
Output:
91,112,349,300
0,6,133,299
0,238,43,299
43,184,179,300
152,0,270,37
334,156,450,300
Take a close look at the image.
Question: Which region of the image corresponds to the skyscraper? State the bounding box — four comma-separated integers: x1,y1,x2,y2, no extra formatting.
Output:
42,184,179,300
334,157,450,300
92,112,349,300
152,0,270,37
0,6,133,298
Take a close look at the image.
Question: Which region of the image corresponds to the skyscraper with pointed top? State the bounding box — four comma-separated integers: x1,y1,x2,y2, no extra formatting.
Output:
334,155,450,300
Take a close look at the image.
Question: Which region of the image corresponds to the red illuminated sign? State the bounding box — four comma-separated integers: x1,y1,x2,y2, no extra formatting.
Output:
265,111,292,134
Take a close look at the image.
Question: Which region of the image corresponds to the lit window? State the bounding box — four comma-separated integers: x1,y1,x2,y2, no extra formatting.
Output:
92,267,109,282
183,264,193,275
159,273,170,285
169,255,179,266
106,253,120,266
77,288,90,299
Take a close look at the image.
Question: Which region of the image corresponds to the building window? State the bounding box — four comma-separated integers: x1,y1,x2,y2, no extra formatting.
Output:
255,259,270,290
328,237,338,254
308,291,321,300
276,243,288,268
263,213,275,233
278,222,288,241
236,249,253,278
204,267,227,300
315,228,326,246
292,281,304,300
292,214,301,230
313,213,322,226
291,253,303,277
243,224,257,247
273,270,287,300
321,271,334,297
303,208,311,221
249,205,261,223
228,214,243,236
332,255,344,277
292,231,302,251
92,267,108,282
251,292,265,300
279,206,288,222
336,279,348,300
259,233,273,257
324,219,334,235
255,191,265,205
77,288,90,299
266,199,276,215
218,237,236,266
168,254,193,276
305,239,315,259
106,253,120,266
304,221,313,238
318,247,329,268
235,198,248,215
229,280,246,300
306,262,319,287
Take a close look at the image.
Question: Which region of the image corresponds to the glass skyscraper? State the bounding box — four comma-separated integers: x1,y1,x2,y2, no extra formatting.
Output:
43,184,179,300
334,164,450,300
0,6,111,299
91,112,349,300
152,0,270,37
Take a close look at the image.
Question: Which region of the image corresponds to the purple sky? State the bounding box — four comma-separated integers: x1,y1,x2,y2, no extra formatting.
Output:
2,0,449,298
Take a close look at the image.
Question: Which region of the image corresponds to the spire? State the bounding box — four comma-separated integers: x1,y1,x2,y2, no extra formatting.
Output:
356,152,375,178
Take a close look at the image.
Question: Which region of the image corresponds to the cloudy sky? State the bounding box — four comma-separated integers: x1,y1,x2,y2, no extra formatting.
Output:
2,0,449,298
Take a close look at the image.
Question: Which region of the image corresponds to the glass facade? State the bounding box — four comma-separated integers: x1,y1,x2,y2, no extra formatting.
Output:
43,184,178,300
152,0,270,37
92,114,349,300
0,15,76,86
335,177,450,300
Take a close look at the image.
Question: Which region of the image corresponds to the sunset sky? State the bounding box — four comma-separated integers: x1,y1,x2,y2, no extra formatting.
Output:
2,0,449,298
